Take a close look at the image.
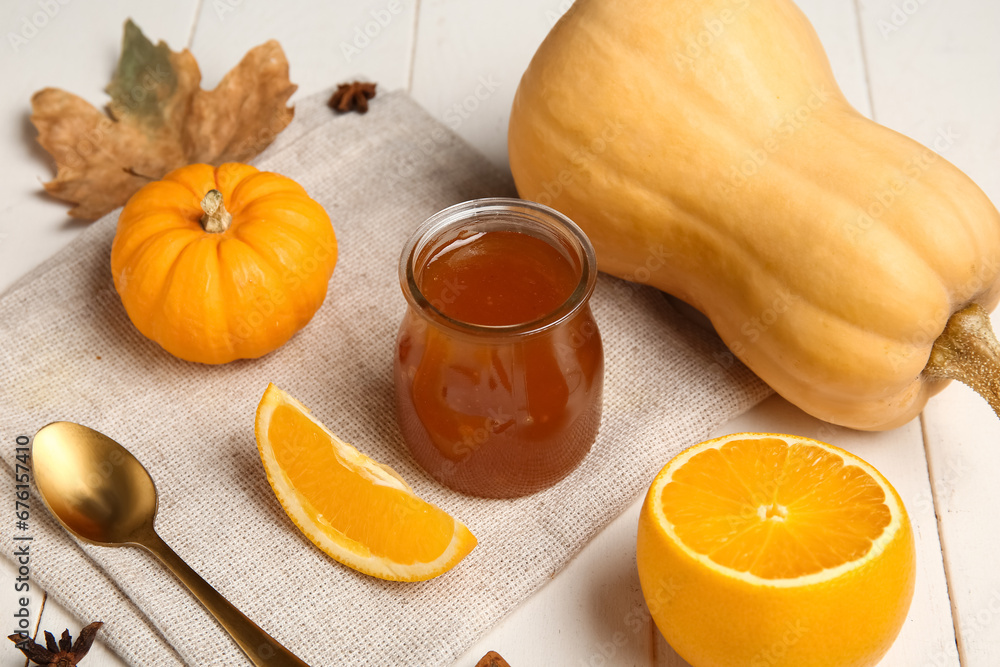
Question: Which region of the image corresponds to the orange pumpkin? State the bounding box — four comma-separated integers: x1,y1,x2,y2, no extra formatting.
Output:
111,163,337,364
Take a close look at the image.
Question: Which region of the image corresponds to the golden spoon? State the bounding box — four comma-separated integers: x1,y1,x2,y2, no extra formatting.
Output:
31,421,310,667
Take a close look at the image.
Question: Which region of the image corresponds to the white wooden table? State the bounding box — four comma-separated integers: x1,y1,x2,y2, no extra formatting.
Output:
2,1,998,665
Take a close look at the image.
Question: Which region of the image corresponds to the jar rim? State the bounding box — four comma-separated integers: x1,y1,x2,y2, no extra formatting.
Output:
398,197,598,337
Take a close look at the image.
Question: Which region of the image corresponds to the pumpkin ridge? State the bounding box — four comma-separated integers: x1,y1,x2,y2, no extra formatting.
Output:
113,210,206,267
115,228,202,304
121,180,204,225
687,245,930,408
590,117,951,341
215,237,304,342
234,208,333,255
669,106,945,307
230,220,320,302
186,236,230,360
144,237,207,348
522,83,926,328
817,117,985,295
234,207,337,302
211,163,261,204
235,194,330,232
796,110,994,312
211,238,238,361
228,171,307,212
618,185,926,352
635,174,927,368
748,315,925,399
162,163,216,190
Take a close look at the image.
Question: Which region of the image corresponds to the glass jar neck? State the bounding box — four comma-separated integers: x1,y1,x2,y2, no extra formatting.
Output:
399,198,598,340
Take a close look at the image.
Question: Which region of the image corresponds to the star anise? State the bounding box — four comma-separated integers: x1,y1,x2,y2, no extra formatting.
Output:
7,622,103,666
328,81,377,113
475,651,512,667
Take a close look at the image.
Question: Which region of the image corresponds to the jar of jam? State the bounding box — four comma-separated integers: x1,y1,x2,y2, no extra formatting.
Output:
394,198,604,498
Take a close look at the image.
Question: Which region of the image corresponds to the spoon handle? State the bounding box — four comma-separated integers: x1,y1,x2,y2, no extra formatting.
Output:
140,531,310,667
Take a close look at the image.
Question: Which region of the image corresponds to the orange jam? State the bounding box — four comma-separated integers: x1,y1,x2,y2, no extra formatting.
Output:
419,230,578,325
394,200,603,498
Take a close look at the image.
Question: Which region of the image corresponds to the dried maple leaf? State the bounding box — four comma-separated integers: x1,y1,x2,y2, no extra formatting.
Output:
31,19,297,220
8,621,103,666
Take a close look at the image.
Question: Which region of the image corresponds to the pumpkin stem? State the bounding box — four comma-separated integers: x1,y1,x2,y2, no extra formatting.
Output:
924,303,1000,419
200,189,232,233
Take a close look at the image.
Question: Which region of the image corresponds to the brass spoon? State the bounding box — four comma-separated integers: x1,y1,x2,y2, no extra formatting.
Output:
31,421,310,667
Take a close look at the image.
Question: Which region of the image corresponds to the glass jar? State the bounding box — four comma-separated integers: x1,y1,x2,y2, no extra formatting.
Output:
393,198,604,498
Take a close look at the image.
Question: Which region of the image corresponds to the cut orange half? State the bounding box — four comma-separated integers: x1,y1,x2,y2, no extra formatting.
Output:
637,433,915,667
255,383,477,581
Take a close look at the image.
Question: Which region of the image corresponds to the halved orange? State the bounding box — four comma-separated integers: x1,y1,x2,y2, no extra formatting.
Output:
637,433,915,667
255,383,477,581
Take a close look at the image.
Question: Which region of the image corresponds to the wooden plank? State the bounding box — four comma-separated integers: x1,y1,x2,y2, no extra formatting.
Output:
855,0,1000,201
923,387,1000,667
188,0,417,98
921,396,1000,666
410,0,558,169
0,0,201,294
856,0,1000,664
457,495,654,666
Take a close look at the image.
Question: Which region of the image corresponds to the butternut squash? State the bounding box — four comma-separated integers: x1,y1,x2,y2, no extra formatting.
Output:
508,0,1000,430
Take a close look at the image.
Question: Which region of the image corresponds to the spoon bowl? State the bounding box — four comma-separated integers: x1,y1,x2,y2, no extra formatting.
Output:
33,422,157,545
32,421,309,667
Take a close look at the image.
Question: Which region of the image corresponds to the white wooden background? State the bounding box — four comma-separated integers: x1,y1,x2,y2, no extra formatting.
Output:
2,1,999,665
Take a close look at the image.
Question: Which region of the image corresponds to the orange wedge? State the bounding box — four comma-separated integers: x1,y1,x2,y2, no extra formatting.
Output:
637,433,915,667
255,383,477,581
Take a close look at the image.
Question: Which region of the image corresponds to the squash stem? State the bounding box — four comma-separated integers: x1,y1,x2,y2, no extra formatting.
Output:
200,189,232,233
924,303,1000,419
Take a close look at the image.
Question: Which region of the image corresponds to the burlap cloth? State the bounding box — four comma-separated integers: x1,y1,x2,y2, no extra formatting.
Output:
0,90,769,666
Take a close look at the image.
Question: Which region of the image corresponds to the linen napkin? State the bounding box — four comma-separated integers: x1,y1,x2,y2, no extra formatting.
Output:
0,89,770,666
